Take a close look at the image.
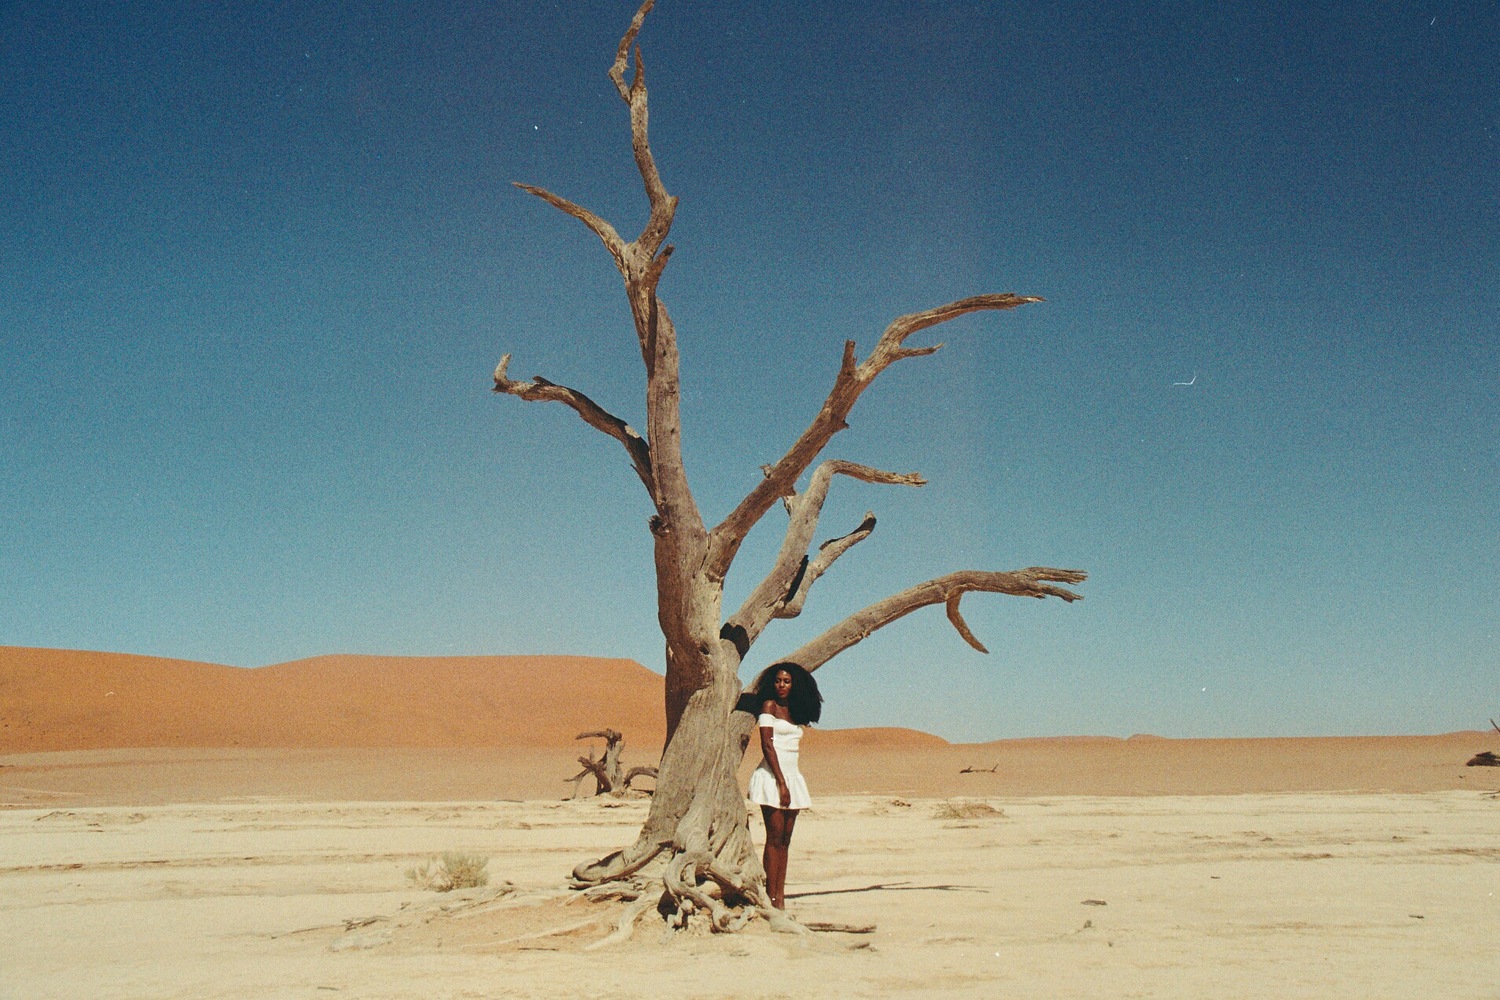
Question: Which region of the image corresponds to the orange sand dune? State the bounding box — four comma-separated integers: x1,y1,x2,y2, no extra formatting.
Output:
0,647,666,753
801,726,949,749
4,647,1493,804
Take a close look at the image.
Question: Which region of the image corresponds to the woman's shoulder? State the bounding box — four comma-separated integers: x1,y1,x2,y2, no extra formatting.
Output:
759,701,792,725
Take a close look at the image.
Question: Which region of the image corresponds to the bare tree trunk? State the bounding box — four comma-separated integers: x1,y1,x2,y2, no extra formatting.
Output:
570,647,769,930
492,0,1084,932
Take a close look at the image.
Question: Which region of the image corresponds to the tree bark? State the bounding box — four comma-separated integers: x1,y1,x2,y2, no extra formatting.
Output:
493,0,1085,933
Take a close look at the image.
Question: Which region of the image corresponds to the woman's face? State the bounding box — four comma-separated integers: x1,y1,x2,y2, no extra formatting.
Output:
773,669,793,701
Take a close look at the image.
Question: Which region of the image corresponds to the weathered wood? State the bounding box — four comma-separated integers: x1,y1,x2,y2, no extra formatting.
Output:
567,729,658,796
493,0,1084,933
493,358,653,493
622,765,658,790
785,568,1087,672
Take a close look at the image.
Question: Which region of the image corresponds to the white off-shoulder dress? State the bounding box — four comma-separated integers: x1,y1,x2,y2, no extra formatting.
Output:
747,714,812,810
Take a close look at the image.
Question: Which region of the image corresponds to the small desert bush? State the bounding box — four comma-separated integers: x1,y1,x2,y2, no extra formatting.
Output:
405,851,490,892
933,800,1004,820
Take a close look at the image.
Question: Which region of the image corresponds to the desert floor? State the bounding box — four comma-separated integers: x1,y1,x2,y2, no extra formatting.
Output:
3,749,1499,1000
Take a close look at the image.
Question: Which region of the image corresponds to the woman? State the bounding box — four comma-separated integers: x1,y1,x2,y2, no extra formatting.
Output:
746,662,822,910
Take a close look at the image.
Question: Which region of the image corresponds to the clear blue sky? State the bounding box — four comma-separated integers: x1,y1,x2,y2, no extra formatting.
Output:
2,2,1495,740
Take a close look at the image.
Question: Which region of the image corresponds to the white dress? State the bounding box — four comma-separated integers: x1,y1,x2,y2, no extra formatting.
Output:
747,714,812,810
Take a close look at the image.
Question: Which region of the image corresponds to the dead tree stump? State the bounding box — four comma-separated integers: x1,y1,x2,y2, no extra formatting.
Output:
567,729,658,797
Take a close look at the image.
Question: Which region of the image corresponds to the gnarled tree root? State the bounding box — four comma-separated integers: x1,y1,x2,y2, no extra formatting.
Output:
571,839,667,886
572,831,772,935
661,850,760,933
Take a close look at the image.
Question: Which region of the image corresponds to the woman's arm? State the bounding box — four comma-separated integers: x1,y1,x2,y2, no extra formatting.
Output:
759,701,792,809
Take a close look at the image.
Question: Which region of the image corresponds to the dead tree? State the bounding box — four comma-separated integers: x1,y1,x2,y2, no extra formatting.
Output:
494,0,1084,932
568,729,659,797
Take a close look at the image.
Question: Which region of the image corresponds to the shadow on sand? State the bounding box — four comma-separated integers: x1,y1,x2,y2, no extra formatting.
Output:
789,881,987,900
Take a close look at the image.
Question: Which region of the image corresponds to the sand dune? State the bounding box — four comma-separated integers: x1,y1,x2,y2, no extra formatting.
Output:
0,647,951,759
4,646,1493,802
0,647,665,752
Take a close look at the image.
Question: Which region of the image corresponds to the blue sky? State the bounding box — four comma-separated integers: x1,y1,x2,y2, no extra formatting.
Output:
2,2,1495,740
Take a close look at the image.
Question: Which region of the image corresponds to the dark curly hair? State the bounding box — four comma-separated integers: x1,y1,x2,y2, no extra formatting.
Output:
753,662,823,726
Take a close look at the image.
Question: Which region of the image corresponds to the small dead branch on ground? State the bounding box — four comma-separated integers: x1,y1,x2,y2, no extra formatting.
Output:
803,920,876,934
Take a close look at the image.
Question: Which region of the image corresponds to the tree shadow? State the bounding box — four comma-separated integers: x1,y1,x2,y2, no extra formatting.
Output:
788,881,987,900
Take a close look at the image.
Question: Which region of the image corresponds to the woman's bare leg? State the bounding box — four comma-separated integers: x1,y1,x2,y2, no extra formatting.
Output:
760,806,779,905
760,806,799,909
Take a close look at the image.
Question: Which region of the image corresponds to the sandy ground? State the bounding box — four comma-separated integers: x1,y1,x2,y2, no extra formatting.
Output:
4,649,1498,997
0,729,1491,808
3,764,1498,999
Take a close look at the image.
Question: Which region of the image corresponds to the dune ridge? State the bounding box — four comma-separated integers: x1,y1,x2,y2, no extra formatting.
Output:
4,648,1492,802
2,647,964,756
0,647,665,753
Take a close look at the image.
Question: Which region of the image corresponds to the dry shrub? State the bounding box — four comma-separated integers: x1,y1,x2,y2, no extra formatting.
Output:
933,800,1004,820
405,851,490,892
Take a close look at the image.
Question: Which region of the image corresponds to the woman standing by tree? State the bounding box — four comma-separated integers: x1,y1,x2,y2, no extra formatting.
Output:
746,663,822,910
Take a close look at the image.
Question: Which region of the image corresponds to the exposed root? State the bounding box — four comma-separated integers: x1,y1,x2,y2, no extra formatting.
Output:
573,833,768,935
571,881,646,904
584,896,655,951
662,851,760,933
487,916,609,950
570,839,667,886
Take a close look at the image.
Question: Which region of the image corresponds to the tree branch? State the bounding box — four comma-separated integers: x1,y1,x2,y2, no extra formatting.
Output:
706,293,1041,580
783,567,1086,672
512,183,627,269
608,1,676,260
603,2,696,537
945,594,988,653
727,460,924,646
493,354,655,494
608,0,654,103
779,511,878,619
503,1,696,537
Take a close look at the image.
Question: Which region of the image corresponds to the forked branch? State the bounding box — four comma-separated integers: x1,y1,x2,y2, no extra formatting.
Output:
503,0,694,535
515,0,674,278
707,293,1041,578
779,511,878,619
784,567,1087,672
608,0,675,260
728,460,924,646
493,355,654,494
